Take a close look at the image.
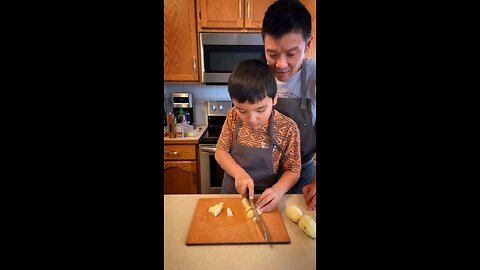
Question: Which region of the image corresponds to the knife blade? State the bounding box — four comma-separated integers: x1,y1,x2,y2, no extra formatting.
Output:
246,197,269,243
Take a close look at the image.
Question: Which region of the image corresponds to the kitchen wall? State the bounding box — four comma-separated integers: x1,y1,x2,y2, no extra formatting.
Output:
164,83,231,127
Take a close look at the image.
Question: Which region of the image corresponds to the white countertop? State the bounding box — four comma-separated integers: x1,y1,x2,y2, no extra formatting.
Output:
164,194,316,270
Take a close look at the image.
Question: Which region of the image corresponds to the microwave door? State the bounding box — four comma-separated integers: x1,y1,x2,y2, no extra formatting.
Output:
200,33,265,84
202,46,265,84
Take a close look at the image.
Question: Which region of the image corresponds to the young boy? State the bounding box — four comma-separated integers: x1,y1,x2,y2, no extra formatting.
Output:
262,0,316,210
215,59,301,213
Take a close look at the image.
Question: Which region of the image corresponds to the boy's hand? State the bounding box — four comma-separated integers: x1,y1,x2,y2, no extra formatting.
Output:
234,171,254,199
256,187,281,213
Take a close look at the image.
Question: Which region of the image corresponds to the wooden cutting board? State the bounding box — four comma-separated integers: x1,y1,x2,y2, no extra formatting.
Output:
186,198,290,245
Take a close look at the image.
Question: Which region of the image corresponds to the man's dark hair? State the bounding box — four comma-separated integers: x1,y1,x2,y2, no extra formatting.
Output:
228,59,277,104
262,0,312,42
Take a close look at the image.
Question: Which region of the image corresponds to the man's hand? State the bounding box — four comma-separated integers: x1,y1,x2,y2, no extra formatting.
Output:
302,179,316,211
256,187,282,213
234,171,255,199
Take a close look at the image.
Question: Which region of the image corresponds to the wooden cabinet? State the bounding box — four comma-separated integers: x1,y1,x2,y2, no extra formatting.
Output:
164,0,199,82
300,0,316,59
245,0,276,29
198,0,243,29
164,161,198,194
197,0,275,30
164,143,200,194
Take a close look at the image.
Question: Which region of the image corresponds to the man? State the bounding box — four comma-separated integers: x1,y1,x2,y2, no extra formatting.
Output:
260,0,316,211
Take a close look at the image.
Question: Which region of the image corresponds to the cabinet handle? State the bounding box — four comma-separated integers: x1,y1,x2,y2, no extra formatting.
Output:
193,56,197,73
248,0,251,19
167,151,179,155
239,0,242,18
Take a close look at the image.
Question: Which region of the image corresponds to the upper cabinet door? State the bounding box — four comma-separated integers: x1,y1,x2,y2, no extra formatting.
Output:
199,0,244,29
300,0,316,59
164,0,199,81
244,0,275,29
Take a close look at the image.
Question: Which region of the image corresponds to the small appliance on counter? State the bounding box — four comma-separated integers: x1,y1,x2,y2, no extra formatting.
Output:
172,92,194,126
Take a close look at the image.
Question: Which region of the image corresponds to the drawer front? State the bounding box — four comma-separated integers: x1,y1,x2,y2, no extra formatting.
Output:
164,144,196,160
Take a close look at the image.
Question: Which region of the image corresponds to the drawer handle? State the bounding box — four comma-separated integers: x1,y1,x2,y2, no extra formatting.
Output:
167,151,179,155
239,0,242,18
193,56,197,73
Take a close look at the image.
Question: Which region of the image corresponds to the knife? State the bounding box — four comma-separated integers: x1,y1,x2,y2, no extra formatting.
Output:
245,191,269,243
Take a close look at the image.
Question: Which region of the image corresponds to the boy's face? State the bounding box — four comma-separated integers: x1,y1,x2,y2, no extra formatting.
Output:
264,32,313,82
233,96,278,130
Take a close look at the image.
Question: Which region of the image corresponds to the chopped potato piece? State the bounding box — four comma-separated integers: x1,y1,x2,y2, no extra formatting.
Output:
208,202,224,217
246,209,254,219
241,198,249,208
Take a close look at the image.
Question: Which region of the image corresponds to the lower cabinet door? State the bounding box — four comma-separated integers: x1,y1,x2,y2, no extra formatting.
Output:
164,161,198,194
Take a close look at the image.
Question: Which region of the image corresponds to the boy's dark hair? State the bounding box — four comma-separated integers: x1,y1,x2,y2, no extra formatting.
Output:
228,59,277,104
262,0,312,42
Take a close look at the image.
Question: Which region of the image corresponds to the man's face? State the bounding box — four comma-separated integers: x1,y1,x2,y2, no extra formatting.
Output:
233,96,277,130
264,32,313,82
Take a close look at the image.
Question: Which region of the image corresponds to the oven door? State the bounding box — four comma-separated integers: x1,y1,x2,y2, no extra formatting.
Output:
199,144,223,194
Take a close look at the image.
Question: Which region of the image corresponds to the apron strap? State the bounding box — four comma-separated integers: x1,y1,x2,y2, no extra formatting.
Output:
233,117,242,141
269,110,286,164
300,58,308,109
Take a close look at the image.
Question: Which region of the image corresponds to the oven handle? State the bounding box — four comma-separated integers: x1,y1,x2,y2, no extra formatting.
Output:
200,147,217,154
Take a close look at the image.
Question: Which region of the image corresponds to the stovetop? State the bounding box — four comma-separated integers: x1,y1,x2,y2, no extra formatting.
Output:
199,128,222,144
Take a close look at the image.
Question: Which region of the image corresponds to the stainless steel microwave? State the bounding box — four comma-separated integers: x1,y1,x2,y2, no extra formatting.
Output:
199,32,265,84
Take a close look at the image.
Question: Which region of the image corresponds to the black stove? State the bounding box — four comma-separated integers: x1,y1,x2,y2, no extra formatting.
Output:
199,116,225,144
199,101,232,145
